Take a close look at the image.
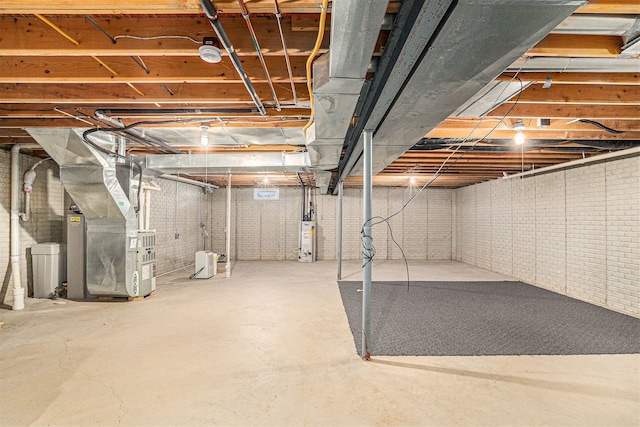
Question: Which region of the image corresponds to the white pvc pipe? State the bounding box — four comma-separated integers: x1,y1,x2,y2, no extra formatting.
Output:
145,189,151,231
225,173,231,278
10,144,38,310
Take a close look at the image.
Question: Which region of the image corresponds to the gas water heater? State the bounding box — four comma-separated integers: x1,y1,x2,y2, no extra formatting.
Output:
298,221,316,263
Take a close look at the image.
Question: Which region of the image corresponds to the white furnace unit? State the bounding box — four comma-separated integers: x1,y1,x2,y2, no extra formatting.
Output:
298,221,316,263
194,251,218,279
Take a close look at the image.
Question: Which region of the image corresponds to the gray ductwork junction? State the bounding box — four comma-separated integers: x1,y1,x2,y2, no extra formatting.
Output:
27,128,139,297
305,0,390,172
344,0,586,178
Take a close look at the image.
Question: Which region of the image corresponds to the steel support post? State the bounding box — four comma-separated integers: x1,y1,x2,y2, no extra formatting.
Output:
361,130,373,359
337,180,344,280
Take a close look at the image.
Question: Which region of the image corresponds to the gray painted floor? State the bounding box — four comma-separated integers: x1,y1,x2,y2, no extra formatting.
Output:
1,260,638,426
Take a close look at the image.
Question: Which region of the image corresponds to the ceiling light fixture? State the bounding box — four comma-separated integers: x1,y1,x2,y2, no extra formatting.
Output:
512,119,525,145
409,176,416,185
200,125,209,146
199,36,222,64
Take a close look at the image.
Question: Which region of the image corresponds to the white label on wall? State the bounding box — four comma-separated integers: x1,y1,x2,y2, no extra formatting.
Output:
254,188,279,200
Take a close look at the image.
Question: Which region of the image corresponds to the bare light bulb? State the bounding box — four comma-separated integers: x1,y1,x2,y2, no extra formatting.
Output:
200,125,209,146
409,176,416,185
514,130,525,145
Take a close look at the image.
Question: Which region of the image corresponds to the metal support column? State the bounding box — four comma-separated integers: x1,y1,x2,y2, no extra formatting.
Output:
361,130,373,360
337,180,344,280
225,173,232,278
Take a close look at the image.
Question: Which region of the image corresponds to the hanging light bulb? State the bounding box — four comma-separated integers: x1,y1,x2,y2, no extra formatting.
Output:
512,119,525,145
409,176,416,185
200,125,209,146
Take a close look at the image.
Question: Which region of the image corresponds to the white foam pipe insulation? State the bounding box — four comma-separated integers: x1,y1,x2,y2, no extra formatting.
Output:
139,181,161,231
10,144,39,310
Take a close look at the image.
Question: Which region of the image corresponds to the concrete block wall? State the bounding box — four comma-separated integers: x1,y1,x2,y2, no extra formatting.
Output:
207,186,453,262
150,178,210,275
454,155,640,317
1,149,67,305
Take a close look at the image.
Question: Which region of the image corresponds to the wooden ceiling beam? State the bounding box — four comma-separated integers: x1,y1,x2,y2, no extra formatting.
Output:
0,0,333,15
0,16,328,57
425,128,640,140
515,84,640,105
0,118,307,128
576,0,640,14
0,82,308,104
529,34,623,57
484,103,640,120
437,118,639,132
0,56,307,84
497,72,640,86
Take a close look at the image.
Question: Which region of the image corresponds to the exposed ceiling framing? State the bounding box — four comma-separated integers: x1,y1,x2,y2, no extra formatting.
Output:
0,0,638,189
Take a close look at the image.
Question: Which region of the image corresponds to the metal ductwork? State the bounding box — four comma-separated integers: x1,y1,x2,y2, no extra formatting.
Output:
140,151,310,175
26,128,139,297
338,0,586,186
304,0,390,170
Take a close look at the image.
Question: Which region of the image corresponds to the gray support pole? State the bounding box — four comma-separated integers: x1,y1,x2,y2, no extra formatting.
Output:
361,130,373,360
225,173,232,278
337,180,344,280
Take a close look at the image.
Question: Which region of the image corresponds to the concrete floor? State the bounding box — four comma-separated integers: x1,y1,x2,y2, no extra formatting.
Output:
1,260,638,426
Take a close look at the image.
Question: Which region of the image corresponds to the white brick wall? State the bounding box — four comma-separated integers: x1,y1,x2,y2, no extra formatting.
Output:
200,186,452,262
151,178,209,275
605,157,640,315
1,150,66,305
490,179,512,276
475,183,492,270
566,164,607,304
535,172,566,293
454,155,640,317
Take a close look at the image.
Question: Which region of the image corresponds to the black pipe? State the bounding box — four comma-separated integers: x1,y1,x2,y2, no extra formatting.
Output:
199,0,267,115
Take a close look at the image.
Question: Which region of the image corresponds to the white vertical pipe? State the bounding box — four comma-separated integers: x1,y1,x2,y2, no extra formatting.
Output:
337,180,343,280
225,173,232,277
361,130,373,359
138,188,145,230
10,144,38,310
145,189,151,231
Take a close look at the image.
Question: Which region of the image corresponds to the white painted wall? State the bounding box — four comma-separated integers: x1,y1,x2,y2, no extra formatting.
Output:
454,155,640,317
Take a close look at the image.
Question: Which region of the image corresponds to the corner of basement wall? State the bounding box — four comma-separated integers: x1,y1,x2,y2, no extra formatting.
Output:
452,155,640,318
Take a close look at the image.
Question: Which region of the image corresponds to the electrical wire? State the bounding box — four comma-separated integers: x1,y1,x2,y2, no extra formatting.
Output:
113,35,201,44
359,62,528,289
578,119,626,135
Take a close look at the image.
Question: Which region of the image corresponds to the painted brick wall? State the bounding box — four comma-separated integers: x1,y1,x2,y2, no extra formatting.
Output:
454,155,640,317
1,150,67,305
150,178,210,275
566,164,607,305
204,186,452,262
490,179,512,276
605,157,640,315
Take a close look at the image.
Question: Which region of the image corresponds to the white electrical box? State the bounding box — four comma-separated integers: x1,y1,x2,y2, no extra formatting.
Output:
195,251,218,279
298,221,316,263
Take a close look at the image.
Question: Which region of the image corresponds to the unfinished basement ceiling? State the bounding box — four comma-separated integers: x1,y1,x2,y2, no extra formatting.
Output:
0,0,638,190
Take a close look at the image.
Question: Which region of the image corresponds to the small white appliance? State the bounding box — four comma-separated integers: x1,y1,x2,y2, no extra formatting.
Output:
194,251,218,279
